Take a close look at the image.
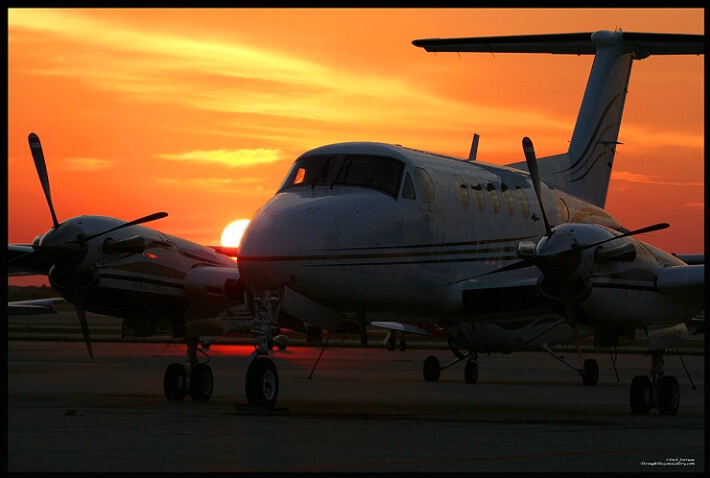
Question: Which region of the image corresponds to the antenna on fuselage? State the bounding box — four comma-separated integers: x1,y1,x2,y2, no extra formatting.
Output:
467,133,480,161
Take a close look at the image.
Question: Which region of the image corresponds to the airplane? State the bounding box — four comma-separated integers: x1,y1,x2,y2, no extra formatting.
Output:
9,133,281,402
9,30,703,415
235,30,704,415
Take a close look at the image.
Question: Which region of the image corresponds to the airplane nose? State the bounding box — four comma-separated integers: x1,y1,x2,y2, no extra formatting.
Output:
238,191,399,290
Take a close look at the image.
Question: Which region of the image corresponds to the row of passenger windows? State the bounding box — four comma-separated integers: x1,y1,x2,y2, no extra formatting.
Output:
458,175,531,218
403,168,531,218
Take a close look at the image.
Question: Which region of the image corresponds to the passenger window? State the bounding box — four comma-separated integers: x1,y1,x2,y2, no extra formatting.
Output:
454,175,469,209
470,177,485,211
486,182,500,213
413,167,434,203
515,186,530,218
401,173,416,200
501,183,515,216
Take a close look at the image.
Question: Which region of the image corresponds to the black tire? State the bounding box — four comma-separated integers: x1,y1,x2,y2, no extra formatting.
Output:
386,337,396,351
189,363,214,401
398,339,407,352
164,363,187,401
582,358,599,386
657,375,679,416
629,375,651,415
464,360,479,384
245,356,279,408
423,355,440,382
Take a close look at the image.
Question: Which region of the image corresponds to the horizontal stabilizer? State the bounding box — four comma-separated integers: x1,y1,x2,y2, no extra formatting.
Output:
413,31,704,56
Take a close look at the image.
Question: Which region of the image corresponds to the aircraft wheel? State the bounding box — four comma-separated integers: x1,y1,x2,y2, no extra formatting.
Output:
582,358,599,386
189,363,214,401
245,356,279,408
386,337,396,351
464,360,479,384
629,375,651,415
164,363,187,401
423,355,440,382
657,375,679,416
398,339,407,352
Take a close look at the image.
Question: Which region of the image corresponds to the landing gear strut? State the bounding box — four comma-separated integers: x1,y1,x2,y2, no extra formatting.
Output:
629,349,679,415
164,337,214,401
540,344,599,386
243,290,282,408
422,333,479,384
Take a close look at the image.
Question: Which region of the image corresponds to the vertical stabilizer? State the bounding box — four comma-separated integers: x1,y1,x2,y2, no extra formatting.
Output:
554,31,633,207
413,30,704,208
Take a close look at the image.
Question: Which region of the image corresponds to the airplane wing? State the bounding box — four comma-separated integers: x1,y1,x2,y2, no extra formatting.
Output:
207,246,239,258
8,244,51,276
8,297,65,315
656,264,705,301
370,321,432,337
672,253,704,265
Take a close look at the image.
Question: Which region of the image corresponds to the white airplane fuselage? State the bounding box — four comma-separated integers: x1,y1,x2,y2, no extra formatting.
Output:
238,142,699,330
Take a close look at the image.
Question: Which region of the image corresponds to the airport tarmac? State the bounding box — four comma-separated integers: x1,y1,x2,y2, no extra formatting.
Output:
7,335,705,472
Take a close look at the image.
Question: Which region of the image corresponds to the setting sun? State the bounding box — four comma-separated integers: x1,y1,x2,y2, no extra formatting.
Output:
221,219,250,247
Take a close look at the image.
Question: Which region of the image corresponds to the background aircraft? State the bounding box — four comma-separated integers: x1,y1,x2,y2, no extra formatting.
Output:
9,133,269,401
236,30,704,415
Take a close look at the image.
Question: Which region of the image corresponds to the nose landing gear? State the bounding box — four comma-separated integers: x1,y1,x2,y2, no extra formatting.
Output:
163,337,214,401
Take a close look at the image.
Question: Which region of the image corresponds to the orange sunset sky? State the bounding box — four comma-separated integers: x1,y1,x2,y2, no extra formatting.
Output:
7,8,704,284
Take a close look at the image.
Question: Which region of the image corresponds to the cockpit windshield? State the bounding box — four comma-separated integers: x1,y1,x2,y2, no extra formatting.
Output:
279,154,405,198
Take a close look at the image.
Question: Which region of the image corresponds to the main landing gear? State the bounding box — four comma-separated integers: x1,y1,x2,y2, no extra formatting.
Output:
164,337,214,401
422,337,481,384
629,349,679,415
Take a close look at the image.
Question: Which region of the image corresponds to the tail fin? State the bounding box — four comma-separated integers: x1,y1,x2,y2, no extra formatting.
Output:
413,30,704,208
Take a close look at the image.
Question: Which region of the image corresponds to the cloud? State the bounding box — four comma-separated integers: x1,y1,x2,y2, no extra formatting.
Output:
155,176,268,194
62,157,116,171
8,9,567,138
683,202,704,210
611,170,704,187
157,148,281,167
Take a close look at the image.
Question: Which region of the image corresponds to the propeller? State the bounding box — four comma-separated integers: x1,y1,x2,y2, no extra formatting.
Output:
29,133,59,229
518,137,670,377
501,138,669,286
26,132,168,357
522,137,552,236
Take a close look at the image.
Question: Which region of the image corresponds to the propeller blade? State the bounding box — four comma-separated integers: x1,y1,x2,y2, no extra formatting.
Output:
522,137,552,236
576,223,669,251
75,299,94,359
29,133,60,228
80,212,168,242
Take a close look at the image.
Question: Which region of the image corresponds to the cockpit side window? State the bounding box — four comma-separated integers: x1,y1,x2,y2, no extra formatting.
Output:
333,155,404,197
401,173,416,200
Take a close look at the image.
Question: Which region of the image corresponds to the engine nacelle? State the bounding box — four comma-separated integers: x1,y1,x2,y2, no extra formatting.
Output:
184,267,245,304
